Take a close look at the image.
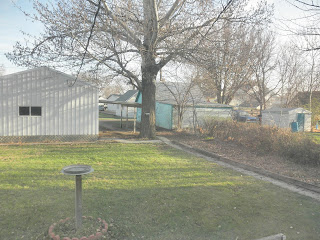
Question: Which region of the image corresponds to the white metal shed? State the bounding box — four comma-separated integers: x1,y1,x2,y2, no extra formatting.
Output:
262,107,312,132
0,67,99,142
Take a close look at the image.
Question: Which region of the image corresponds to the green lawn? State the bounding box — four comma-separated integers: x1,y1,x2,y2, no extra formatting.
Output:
99,112,121,120
99,112,135,131
308,132,320,144
0,143,320,240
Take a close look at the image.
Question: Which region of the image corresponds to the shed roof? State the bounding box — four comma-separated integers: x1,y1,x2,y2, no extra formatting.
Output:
0,66,98,88
157,100,232,108
106,94,121,100
115,90,139,102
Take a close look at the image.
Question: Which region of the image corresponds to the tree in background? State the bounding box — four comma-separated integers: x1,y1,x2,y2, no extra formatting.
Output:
192,22,256,105
301,44,320,112
160,64,203,130
284,0,320,50
246,29,280,114
7,0,271,138
277,44,305,107
189,2,272,105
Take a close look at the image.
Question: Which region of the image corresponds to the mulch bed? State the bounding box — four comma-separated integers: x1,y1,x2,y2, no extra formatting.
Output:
158,131,320,187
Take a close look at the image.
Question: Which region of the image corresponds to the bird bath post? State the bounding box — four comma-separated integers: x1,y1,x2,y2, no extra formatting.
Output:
61,165,94,230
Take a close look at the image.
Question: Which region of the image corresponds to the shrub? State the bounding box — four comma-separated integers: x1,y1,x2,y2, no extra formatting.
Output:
199,118,320,166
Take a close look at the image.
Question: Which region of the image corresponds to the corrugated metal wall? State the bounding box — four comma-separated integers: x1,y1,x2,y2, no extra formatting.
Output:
0,67,98,136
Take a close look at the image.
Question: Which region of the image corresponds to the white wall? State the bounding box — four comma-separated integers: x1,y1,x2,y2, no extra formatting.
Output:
262,108,312,131
262,112,292,129
0,67,98,136
173,106,233,129
115,105,135,118
106,95,120,113
114,96,136,118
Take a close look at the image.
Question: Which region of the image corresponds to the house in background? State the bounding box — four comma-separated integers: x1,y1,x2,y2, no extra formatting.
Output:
205,86,280,116
136,82,233,130
105,94,121,113
114,90,139,118
262,107,312,132
0,67,99,142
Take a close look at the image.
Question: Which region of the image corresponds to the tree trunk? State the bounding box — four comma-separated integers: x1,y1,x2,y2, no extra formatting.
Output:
309,91,313,112
177,105,182,130
140,58,158,139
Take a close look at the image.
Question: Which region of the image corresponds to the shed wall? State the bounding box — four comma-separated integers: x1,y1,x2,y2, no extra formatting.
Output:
174,107,233,129
156,102,173,129
106,95,119,113
0,68,98,137
262,109,312,131
304,114,312,131
262,112,292,129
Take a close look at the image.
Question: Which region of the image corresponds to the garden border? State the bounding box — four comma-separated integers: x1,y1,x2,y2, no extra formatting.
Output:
157,136,320,201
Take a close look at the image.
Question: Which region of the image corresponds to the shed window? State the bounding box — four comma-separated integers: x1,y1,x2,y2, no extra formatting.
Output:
19,107,30,116
31,107,42,116
19,106,42,116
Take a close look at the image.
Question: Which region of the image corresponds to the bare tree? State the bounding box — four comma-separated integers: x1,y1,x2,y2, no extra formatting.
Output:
7,0,269,138
246,29,279,114
283,0,320,50
277,44,305,107
102,82,127,98
160,64,202,130
190,17,271,105
301,46,320,111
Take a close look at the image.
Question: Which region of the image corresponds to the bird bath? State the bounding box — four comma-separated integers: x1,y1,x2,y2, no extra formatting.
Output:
61,164,94,230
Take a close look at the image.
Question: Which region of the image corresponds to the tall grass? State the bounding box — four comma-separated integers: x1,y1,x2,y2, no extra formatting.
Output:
199,118,320,166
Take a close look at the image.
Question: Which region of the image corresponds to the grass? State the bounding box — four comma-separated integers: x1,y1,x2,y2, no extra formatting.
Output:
0,143,320,239
99,112,121,120
308,132,320,144
99,112,136,131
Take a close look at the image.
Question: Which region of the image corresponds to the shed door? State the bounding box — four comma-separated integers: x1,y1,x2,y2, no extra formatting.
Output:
297,113,305,132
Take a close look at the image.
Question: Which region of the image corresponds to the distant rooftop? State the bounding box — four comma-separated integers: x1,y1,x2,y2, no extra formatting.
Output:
115,90,139,102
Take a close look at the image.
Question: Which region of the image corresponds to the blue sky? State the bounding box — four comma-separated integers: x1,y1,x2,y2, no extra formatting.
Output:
0,0,43,74
0,0,304,74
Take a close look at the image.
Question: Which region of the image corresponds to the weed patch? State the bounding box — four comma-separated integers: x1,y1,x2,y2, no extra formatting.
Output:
200,118,320,166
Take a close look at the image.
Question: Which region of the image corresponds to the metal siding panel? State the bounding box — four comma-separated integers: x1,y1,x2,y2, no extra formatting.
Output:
79,93,83,135
88,88,92,135
71,86,75,134
1,68,98,137
95,90,99,134
75,86,79,134
68,86,72,135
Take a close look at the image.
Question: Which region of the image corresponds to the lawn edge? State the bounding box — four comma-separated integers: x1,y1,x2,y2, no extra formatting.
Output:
158,136,320,195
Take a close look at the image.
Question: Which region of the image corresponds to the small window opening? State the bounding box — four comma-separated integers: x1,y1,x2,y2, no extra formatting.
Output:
31,107,42,116
19,107,30,116
19,106,42,116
